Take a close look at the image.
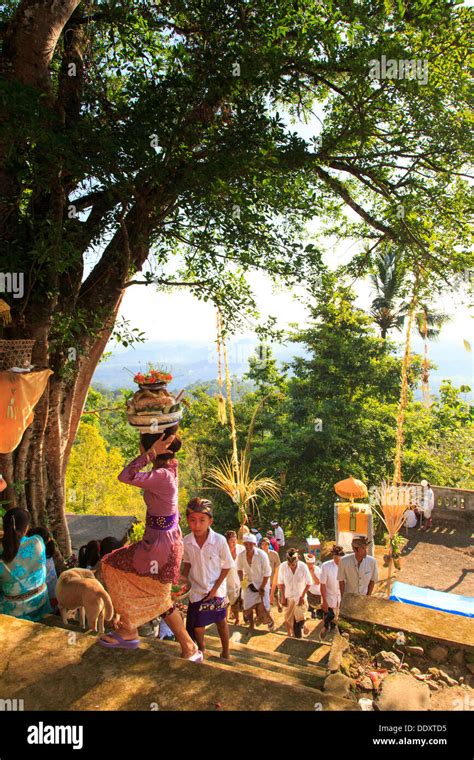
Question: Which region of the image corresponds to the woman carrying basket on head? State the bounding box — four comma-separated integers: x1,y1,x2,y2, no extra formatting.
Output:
99,430,202,661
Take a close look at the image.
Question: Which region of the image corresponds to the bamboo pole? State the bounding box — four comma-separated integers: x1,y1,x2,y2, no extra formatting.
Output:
387,551,393,598
218,314,239,477
393,294,417,485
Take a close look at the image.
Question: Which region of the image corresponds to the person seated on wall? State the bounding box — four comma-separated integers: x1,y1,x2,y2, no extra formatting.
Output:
404,507,418,531
0,508,52,622
27,525,59,613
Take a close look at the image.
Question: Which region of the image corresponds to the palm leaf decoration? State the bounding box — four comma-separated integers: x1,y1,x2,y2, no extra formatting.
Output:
206,451,281,525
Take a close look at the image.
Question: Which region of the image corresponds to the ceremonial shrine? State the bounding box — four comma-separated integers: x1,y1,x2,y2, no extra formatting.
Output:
333,476,374,556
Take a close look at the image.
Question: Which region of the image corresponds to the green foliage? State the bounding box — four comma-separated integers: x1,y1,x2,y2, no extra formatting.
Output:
65,422,145,519
402,382,474,487
176,279,473,541
129,522,145,544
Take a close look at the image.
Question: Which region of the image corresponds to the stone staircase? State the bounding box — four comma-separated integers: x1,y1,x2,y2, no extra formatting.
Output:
0,613,358,711
151,622,329,692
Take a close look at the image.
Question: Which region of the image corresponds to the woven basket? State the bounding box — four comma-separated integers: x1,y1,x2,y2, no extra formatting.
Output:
0,339,35,370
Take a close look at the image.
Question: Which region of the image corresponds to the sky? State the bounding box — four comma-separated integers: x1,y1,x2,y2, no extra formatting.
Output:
114,244,473,353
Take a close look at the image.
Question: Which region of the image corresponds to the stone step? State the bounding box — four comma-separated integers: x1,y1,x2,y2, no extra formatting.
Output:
42,613,328,684
149,634,327,690
41,613,331,665
206,622,332,666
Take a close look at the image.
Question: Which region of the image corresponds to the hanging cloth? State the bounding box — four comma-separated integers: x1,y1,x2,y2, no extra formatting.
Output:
0,369,53,453
337,502,369,535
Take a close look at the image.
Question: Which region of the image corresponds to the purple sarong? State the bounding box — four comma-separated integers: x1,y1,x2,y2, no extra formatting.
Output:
186,596,227,640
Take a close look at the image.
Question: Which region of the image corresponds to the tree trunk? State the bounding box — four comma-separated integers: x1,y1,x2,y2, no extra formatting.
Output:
0,294,123,557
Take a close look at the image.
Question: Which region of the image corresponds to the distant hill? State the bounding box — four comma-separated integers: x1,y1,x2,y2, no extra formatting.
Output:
92,336,473,398
93,339,301,391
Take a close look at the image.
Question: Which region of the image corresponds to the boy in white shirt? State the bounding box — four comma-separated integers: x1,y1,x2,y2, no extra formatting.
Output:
183,498,234,659
421,482,435,530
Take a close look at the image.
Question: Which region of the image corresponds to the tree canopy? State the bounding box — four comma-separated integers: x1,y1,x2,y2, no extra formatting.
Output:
0,0,472,552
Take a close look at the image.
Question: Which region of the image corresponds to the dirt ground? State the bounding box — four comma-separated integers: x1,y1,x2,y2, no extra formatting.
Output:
396,517,474,596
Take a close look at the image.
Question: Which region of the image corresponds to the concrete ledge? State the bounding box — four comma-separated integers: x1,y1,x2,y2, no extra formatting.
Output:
340,594,474,650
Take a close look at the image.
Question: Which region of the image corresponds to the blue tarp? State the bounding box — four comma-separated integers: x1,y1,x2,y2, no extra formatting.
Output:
390,581,474,618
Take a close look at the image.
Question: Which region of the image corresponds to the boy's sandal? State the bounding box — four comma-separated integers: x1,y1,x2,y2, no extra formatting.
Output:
98,631,140,649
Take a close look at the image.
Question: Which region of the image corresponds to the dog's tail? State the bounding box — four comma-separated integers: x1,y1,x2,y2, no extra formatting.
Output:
98,588,114,621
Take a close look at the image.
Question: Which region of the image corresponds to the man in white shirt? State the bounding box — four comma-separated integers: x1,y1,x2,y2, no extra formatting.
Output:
278,548,312,637
237,534,274,631
271,520,285,555
337,536,378,600
319,545,344,639
303,552,321,619
421,482,435,530
183,498,234,658
250,527,262,545
261,536,282,612
225,530,245,624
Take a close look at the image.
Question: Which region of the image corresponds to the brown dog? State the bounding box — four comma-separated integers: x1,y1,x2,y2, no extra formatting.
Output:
56,568,114,634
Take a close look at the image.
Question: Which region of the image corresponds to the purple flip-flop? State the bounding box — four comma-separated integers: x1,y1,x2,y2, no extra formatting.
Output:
98,631,141,649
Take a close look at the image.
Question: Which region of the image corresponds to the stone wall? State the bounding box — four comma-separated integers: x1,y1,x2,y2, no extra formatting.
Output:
403,482,474,519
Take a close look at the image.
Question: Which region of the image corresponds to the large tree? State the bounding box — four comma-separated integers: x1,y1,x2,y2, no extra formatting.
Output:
0,0,471,555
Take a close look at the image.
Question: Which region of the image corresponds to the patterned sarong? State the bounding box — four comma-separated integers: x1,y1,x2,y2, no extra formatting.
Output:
101,560,173,629
185,596,228,640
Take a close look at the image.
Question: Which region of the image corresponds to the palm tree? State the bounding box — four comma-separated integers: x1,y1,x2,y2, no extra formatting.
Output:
415,306,451,407
370,250,408,339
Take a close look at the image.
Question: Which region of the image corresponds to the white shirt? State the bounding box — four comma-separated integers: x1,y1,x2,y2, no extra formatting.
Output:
226,544,245,595
404,509,417,528
337,553,378,596
183,528,234,603
320,559,341,609
278,560,312,600
236,547,271,589
422,487,435,517
307,563,321,595
274,526,285,546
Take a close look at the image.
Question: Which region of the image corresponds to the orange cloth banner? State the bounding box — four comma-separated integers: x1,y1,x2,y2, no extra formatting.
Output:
337,502,369,534
0,369,53,453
